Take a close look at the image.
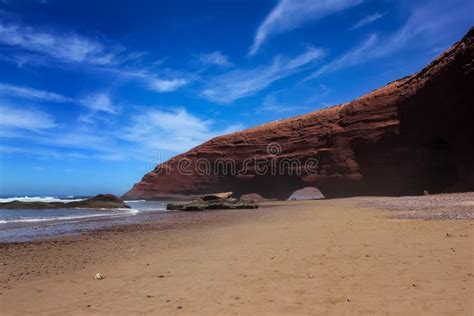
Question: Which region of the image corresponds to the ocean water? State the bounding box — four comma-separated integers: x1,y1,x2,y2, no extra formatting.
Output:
0,196,168,242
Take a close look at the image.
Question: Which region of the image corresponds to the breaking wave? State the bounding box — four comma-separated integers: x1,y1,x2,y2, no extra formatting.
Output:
0,196,86,203
0,208,139,225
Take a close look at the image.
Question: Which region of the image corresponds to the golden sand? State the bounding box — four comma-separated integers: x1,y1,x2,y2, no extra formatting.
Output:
1,197,473,315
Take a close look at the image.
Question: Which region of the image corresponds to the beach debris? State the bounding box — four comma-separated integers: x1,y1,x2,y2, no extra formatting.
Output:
94,273,104,280
167,192,258,211
177,306,183,309
287,187,325,201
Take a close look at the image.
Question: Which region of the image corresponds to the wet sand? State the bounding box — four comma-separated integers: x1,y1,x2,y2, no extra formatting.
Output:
1,196,473,315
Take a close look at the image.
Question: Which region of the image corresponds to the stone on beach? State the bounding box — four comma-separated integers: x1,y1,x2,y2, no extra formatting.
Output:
94,273,104,280
167,192,258,211
287,187,325,201
201,192,233,201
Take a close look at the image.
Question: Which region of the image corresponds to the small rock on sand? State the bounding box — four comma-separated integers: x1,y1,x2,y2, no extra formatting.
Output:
94,273,104,280
287,187,324,201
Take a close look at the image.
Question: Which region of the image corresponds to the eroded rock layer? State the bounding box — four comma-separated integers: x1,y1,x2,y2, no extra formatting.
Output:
125,29,474,200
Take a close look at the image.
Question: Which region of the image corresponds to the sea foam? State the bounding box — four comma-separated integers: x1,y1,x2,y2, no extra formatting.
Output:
0,196,86,203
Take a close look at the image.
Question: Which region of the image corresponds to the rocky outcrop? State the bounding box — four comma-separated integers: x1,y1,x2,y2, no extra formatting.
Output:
167,192,258,211
125,28,474,200
200,192,233,201
0,194,129,209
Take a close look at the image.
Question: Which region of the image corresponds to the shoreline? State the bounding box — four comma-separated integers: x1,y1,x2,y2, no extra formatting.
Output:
2,192,472,244
1,196,473,314
0,200,169,243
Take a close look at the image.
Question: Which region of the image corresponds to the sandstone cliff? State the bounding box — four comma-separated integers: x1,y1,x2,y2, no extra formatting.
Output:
125,28,474,200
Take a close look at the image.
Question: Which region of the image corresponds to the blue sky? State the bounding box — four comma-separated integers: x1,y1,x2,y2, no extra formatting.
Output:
0,0,472,196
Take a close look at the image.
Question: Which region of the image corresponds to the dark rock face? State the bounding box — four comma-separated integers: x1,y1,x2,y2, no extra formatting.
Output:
125,28,474,200
0,194,129,209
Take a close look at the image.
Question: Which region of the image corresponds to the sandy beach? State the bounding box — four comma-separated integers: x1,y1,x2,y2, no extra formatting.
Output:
1,196,473,315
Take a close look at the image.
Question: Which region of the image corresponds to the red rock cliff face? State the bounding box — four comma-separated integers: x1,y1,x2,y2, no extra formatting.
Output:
125,29,474,200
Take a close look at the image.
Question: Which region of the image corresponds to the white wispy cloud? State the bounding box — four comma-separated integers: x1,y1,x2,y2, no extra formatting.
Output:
307,34,378,79
261,84,332,113
350,12,386,30
0,105,243,161
34,129,113,150
120,108,243,153
0,20,125,66
202,47,325,103
307,0,474,80
0,82,117,115
0,123,126,162
0,18,190,94
0,145,91,161
198,51,233,67
0,83,72,103
0,104,56,131
79,92,116,113
249,0,363,55
378,0,474,55
261,95,309,113
147,78,189,92
104,66,192,93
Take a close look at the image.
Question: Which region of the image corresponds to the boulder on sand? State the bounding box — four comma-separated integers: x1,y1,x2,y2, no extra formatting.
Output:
201,192,233,201
287,187,325,201
167,192,258,211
